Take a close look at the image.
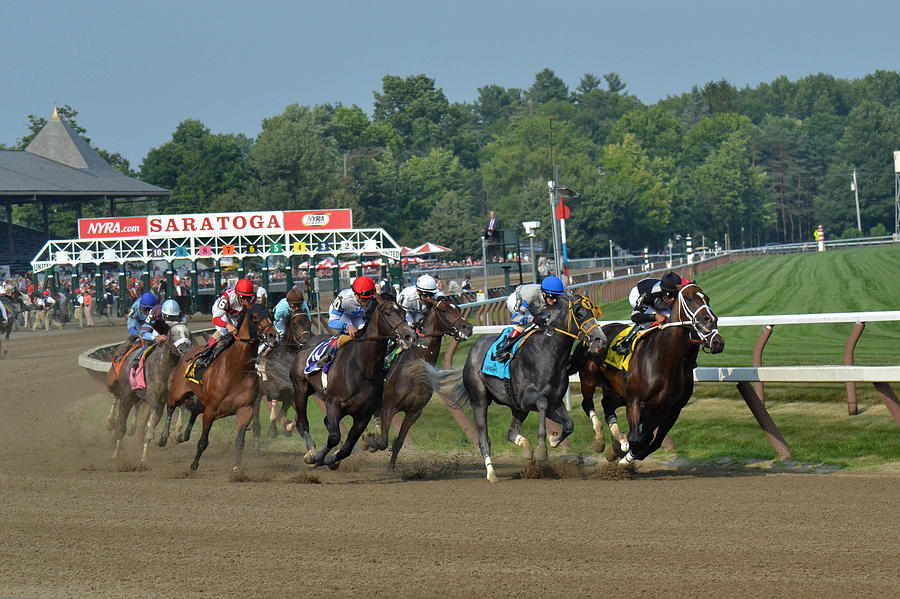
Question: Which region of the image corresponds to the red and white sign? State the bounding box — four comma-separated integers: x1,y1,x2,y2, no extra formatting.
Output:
284,209,353,231
78,216,148,239
78,209,353,240
148,211,284,237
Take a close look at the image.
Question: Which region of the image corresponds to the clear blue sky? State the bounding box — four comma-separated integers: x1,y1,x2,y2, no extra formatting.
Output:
3,0,898,167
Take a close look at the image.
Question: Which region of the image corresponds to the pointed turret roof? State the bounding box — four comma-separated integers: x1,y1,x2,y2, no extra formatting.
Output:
0,107,169,197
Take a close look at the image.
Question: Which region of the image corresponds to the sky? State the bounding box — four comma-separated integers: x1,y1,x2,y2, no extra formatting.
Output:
3,0,899,167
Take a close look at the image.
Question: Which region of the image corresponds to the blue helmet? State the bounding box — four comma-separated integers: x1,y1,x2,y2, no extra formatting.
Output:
140,291,157,308
541,275,565,296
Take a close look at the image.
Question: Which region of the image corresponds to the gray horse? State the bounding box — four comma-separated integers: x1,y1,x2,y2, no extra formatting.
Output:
106,323,194,463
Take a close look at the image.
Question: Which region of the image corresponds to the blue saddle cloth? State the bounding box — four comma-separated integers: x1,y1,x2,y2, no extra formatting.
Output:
304,337,337,375
481,327,526,380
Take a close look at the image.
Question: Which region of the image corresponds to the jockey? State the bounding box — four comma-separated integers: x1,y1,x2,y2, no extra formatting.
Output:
316,275,376,366
139,299,183,345
273,287,311,340
127,291,158,339
612,271,685,355
194,278,256,368
397,274,439,329
493,275,566,362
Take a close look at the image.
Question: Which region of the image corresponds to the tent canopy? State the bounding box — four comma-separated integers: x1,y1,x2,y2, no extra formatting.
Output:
409,242,451,255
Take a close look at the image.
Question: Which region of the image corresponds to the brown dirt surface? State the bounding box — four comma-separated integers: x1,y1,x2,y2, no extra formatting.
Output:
1,324,898,598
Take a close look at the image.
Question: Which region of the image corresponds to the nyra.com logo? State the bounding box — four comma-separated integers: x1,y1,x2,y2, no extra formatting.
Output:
301,213,330,227
79,217,147,239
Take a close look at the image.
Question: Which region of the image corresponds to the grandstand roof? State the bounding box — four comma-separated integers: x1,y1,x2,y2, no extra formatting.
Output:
0,107,169,199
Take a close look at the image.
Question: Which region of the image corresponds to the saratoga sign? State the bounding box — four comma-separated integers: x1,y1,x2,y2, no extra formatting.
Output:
78,209,353,240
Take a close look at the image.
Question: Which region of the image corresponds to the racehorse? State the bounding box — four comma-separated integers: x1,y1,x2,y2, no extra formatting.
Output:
582,281,724,466
0,290,26,355
360,296,473,468
253,310,314,443
161,304,278,472
105,324,194,462
428,294,606,482
289,293,417,470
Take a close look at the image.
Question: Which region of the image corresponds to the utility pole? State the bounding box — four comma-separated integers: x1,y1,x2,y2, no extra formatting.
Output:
851,169,862,233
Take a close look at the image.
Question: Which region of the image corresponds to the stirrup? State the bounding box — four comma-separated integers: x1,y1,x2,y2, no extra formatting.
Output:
613,344,630,356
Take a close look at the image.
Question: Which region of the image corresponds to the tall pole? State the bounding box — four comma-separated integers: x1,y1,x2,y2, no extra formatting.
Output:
893,151,900,241
608,239,614,278
852,168,862,232
481,237,488,298
548,180,562,279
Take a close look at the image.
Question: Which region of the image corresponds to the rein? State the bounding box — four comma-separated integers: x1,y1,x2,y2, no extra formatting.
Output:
657,284,721,347
553,296,602,341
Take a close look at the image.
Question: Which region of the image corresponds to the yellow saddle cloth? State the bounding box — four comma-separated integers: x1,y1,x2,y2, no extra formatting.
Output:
603,325,653,372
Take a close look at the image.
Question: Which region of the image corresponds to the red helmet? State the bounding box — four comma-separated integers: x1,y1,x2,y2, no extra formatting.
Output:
42,289,50,295
235,278,255,297
352,276,376,298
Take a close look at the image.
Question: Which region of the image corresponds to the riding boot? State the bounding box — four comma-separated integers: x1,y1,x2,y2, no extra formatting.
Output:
493,330,522,362
613,326,639,355
315,343,336,368
193,338,220,369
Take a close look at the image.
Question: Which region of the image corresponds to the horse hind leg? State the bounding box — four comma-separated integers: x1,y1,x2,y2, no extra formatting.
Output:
233,403,255,472
389,408,423,470
505,409,532,461
546,402,574,450
142,407,163,464
190,411,216,472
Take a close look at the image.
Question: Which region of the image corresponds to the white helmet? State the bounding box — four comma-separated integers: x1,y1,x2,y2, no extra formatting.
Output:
161,299,181,318
416,274,438,295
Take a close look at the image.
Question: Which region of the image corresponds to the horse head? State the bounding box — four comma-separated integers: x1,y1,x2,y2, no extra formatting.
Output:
244,304,279,347
673,283,724,354
424,297,473,341
287,311,313,345
558,294,606,353
166,322,194,356
371,294,417,350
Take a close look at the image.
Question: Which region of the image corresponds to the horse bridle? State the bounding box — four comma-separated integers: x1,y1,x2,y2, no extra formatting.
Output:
420,299,468,341
659,284,720,349
551,296,603,344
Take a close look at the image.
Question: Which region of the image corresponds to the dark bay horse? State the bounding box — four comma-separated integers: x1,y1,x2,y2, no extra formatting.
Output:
0,290,26,355
580,282,724,466
104,324,194,462
361,297,473,468
161,304,278,472
429,295,606,482
289,293,416,470
254,310,314,442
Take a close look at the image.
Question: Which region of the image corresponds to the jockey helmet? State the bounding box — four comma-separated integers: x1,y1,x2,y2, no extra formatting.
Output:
352,276,376,298
161,299,181,318
234,278,255,297
415,274,438,295
540,275,565,296
286,288,304,307
140,291,157,308
660,272,683,298
42,289,50,296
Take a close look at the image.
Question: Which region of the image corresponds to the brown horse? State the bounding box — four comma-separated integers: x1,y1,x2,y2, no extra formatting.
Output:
579,282,724,466
289,293,416,470
361,297,473,468
253,310,314,442
0,290,26,355
161,304,278,472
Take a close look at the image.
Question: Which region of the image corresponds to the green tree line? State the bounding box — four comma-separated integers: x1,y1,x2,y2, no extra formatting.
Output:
9,69,900,255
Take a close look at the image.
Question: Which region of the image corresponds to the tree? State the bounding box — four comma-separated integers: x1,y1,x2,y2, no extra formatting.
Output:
702,79,737,114
604,72,626,94
680,86,710,131
419,190,481,258
140,119,250,213
576,73,602,94
373,74,450,157
525,68,569,108
611,107,685,160
247,104,341,210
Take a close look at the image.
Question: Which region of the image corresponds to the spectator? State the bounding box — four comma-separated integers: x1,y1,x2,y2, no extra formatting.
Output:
83,286,95,327
461,276,471,292
483,210,501,241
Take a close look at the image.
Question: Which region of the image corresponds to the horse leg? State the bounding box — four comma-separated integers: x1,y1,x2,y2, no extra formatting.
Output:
267,394,280,437
179,403,202,443
546,402,574,449
134,401,151,454
250,393,262,450
190,410,216,472
527,393,550,462
504,408,533,461
620,399,655,467
112,396,131,459
127,403,140,436
363,391,393,453
105,397,118,431
290,381,317,463
142,405,164,464
469,392,496,482
323,413,370,470
388,408,423,470
580,380,605,452
310,398,342,467
233,403,254,471
278,398,293,436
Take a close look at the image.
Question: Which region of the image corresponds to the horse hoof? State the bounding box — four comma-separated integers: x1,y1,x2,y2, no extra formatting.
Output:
359,437,370,451
534,446,548,462
285,422,296,433
157,438,167,448
549,435,562,449
604,444,618,463
621,441,630,453
592,437,606,453
328,461,341,471
303,452,316,465
190,461,199,472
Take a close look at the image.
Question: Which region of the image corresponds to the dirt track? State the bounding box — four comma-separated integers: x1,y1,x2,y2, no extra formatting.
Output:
0,324,898,598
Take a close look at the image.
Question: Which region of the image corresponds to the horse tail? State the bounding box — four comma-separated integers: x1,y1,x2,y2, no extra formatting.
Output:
423,363,468,408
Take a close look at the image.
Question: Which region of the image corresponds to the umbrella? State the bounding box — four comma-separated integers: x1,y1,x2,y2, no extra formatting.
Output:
400,246,416,256
410,242,451,255
401,256,424,265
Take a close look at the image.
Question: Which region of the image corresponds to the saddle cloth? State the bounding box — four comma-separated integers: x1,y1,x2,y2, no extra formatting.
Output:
604,325,655,372
129,343,159,390
303,337,337,375
481,327,531,380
